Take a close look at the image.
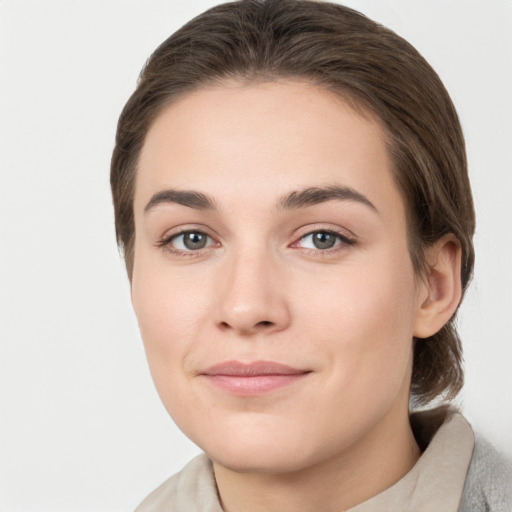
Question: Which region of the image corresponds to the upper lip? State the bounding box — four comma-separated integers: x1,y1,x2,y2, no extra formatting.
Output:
201,360,309,376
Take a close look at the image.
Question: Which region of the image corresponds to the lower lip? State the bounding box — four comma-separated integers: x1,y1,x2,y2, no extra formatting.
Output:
203,374,308,396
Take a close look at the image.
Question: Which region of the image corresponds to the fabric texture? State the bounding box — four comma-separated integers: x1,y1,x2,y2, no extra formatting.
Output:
458,433,512,512
134,410,512,512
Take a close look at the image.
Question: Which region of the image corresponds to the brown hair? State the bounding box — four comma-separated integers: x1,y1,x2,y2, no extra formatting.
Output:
111,0,475,407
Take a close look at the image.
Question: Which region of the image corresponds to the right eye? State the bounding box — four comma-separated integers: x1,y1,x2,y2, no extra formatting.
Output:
167,231,215,252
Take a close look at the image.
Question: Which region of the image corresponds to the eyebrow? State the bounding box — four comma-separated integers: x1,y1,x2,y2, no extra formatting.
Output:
144,189,217,213
277,185,378,213
144,185,378,214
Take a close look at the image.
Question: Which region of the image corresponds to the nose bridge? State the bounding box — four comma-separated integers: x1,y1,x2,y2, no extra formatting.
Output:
215,242,289,334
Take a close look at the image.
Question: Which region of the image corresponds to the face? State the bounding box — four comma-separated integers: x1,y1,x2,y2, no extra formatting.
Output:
131,81,425,474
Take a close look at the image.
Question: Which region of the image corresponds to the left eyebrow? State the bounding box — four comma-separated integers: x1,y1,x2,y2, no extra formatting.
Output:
277,185,378,214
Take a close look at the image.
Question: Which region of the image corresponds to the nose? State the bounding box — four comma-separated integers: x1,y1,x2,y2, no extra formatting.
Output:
214,247,291,336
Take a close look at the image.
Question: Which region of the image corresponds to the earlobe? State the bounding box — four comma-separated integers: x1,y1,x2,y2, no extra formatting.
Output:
413,234,462,339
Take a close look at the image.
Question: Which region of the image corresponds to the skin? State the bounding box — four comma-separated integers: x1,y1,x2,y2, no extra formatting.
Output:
131,81,461,511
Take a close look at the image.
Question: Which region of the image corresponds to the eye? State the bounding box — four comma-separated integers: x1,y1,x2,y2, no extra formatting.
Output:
296,230,353,250
167,231,215,251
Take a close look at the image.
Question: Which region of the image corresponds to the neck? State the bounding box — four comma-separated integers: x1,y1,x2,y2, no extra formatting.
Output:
213,404,420,512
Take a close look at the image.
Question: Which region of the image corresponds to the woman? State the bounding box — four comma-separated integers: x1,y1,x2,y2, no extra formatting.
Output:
110,0,512,510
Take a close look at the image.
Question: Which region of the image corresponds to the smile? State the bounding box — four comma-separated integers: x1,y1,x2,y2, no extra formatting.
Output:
201,360,311,396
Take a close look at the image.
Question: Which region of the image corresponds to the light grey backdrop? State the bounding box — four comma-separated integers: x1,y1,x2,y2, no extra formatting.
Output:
1,1,511,511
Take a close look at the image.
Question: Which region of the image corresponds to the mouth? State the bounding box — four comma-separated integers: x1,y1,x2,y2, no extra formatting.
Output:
200,360,311,396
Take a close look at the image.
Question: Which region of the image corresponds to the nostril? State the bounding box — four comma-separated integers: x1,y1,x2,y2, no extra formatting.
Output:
217,319,274,332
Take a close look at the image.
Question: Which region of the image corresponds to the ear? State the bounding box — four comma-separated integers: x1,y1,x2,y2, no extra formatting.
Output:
413,234,462,339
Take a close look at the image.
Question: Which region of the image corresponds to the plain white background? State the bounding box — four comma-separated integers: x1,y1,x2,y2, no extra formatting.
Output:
0,1,511,510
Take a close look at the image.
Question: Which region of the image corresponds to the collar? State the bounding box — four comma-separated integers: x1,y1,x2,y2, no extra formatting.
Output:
347,409,474,512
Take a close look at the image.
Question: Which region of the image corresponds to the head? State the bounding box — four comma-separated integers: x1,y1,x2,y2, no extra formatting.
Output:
111,0,475,469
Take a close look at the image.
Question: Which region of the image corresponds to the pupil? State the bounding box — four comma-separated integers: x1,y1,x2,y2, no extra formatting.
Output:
313,232,336,249
184,232,207,250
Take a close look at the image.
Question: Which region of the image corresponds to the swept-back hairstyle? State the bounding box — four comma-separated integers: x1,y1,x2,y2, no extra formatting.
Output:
111,0,475,406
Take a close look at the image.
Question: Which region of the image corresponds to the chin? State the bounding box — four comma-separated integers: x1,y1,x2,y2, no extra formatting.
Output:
184,414,327,475
209,441,317,475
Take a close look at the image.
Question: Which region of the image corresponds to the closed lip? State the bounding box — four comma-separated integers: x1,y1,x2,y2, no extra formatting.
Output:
201,360,310,377
200,360,311,396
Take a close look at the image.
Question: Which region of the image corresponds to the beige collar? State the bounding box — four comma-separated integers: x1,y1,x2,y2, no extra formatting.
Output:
347,410,474,512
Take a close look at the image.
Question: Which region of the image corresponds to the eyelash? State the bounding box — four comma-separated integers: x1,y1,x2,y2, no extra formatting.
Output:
157,228,356,257
157,229,217,257
293,229,356,254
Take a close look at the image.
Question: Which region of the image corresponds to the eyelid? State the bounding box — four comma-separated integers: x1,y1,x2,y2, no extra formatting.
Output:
157,224,221,254
290,224,357,252
158,224,217,242
170,231,215,250
292,223,356,242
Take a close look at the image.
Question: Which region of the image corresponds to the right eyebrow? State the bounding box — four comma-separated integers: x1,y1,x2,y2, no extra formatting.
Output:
144,189,218,213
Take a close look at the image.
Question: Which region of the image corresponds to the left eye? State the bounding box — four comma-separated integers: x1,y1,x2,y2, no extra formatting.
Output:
297,231,345,250
169,231,214,251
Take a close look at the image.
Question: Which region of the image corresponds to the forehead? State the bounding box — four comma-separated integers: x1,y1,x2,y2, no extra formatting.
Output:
135,80,402,219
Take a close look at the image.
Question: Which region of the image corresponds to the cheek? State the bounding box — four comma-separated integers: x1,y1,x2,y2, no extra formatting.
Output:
131,258,209,380
131,264,216,430
293,252,417,393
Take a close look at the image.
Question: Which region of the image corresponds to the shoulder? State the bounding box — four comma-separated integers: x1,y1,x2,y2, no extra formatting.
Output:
134,453,222,512
458,433,512,512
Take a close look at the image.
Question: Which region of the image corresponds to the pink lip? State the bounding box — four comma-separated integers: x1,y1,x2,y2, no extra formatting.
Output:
201,360,310,396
